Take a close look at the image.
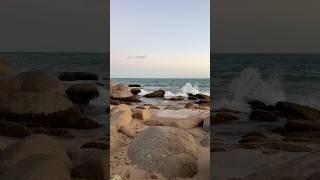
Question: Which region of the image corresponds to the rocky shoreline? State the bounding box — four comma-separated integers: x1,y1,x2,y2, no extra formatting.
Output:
110,80,210,179
0,56,107,180
212,98,320,180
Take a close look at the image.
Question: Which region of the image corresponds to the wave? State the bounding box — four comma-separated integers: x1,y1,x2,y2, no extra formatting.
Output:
216,67,286,112
138,83,209,98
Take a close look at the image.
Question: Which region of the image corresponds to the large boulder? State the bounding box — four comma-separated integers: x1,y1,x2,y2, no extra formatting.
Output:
0,56,16,78
128,126,198,178
66,83,99,104
275,101,320,121
0,134,73,171
143,90,165,98
59,72,98,81
0,77,21,97
110,83,132,99
144,115,204,130
130,88,141,95
18,71,65,96
110,104,133,130
0,154,71,180
133,109,151,120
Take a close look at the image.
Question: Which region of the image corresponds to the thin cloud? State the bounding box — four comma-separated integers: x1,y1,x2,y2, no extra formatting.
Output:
126,55,147,59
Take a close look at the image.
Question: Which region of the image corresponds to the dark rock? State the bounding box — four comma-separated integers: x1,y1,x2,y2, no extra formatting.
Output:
111,96,141,103
0,120,31,138
144,90,165,98
59,72,98,81
81,142,108,150
169,96,185,101
275,101,320,121
249,110,280,122
188,94,198,100
128,84,141,87
130,88,141,95
213,113,239,124
66,83,99,104
247,100,267,110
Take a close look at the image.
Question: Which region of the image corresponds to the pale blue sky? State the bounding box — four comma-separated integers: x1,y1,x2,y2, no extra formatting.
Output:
111,0,210,78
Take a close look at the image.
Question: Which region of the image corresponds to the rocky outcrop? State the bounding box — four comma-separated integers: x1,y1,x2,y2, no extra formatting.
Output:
128,126,198,178
275,101,320,121
110,104,133,130
143,90,165,98
66,83,99,104
59,72,98,81
0,134,73,171
144,115,204,130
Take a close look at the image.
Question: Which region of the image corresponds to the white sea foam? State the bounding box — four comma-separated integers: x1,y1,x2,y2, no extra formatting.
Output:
216,67,286,112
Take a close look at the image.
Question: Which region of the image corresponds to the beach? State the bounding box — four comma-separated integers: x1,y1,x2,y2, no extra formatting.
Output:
211,54,320,180
0,53,108,180
110,79,210,179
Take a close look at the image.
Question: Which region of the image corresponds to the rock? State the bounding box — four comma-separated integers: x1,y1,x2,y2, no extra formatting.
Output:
110,126,122,154
188,94,198,100
307,171,320,180
213,113,239,124
249,110,280,122
263,142,313,152
247,100,267,110
128,84,141,87
68,117,102,129
214,108,241,114
144,115,204,130
243,130,267,138
66,83,99,104
0,134,73,170
31,127,74,139
143,90,165,98
133,109,151,120
202,116,210,132
59,72,98,81
285,120,320,132
0,120,31,138
275,101,320,121
130,88,141,95
111,83,132,99
0,77,22,98
0,56,16,78
128,127,198,178
110,104,133,130
68,149,107,180
119,126,136,138
169,96,185,101
81,142,108,150
18,71,65,96
0,154,71,180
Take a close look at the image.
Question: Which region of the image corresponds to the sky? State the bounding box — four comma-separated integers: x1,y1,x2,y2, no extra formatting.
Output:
111,0,210,78
0,0,108,53
213,0,320,53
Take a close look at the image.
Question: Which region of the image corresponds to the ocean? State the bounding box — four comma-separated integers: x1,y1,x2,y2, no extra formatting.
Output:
212,54,320,111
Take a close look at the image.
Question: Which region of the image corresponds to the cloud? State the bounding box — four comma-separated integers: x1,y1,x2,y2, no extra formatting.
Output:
126,55,147,59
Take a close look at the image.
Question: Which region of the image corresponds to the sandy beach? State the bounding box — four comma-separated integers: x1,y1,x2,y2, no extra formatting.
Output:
110,80,210,180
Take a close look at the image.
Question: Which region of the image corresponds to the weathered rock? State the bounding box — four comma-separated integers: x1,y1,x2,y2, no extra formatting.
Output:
213,113,239,124
0,77,22,98
0,56,16,78
110,104,133,130
0,154,71,180
68,117,102,129
144,115,204,130
130,88,141,95
143,90,165,98
133,109,151,120
110,126,122,154
188,94,198,100
249,110,280,122
0,134,73,170
128,127,198,178
275,101,320,121
111,83,132,99
81,142,108,150
31,127,74,139
247,100,267,110
169,96,185,101
18,71,65,96
59,72,98,81
119,126,136,138
66,83,99,104
285,120,320,132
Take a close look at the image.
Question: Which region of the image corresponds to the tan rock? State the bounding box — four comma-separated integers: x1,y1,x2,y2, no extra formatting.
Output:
110,104,133,130
0,56,16,78
133,108,151,120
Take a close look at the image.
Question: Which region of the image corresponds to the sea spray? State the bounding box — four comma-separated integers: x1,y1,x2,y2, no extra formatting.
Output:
216,67,286,112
